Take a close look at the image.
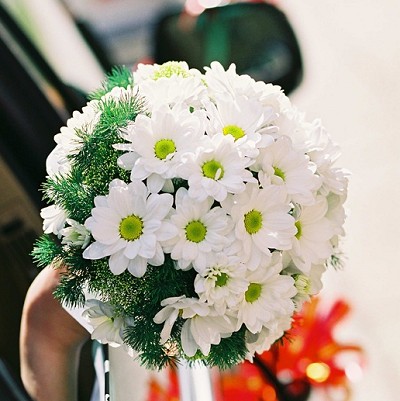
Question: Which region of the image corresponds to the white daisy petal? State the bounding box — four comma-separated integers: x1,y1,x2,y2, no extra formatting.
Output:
109,251,129,275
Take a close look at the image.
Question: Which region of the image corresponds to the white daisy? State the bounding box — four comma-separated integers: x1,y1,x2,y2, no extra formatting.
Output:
304,123,349,197
236,252,296,334
135,62,207,111
40,204,68,236
153,296,208,345
134,61,195,83
194,253,248,314
133,62,158,83
205,95,275,158
282,252,327,292
245,314,293,361
180,133,256,202
291,273,313,311
204,61,290,114
282,253,327,311
257,82,292,114
83,179,176,277
289,196,336,274
204,62,264,102
256,136,320,205
60,219,91,249
223,183,296,270
180,311,235,357
308,263,328,295
83,299,131,347
139,75,207,111
162,187,233,272
325,192,347,236
276,109,349,197
118,103,206,193
46,100,100,177
153,296,235,357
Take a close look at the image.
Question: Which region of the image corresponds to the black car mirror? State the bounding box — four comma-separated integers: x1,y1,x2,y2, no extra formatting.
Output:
154,2,303,94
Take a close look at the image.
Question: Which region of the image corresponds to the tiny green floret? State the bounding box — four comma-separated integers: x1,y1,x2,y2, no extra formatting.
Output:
244,210,263,235
215,272,229,287
202,160,224,180
154,139,176,160
223,125,245,141
293,274,311,294
119,215,143,241
185,220,207,243
153,61,190,80
245,283,262,303
273,166,286,181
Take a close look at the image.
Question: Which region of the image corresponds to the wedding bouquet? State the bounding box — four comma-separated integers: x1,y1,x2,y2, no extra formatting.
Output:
33,61,348,370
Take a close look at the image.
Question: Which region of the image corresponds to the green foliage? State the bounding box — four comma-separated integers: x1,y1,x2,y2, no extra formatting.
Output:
327,250,345,270
31,234,62,269
172,177,189,191
205,328,248,370
35,69,143,305
89,66,134,100
53,273,86,308
72,91,144,196
42,170,96,222
90,256,197,370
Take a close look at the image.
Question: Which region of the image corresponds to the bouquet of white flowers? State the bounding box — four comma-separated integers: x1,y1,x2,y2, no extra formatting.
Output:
33,61,348,370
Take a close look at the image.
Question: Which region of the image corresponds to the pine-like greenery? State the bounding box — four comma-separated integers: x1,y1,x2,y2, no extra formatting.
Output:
32,66,249,370
31,234,62,268
89,66,134,100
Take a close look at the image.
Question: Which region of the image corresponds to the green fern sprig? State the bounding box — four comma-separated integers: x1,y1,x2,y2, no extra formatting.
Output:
31,234,63,269
89,66,134,100
205,328,248,370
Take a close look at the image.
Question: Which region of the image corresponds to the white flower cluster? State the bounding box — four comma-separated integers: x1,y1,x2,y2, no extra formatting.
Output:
42,61,348,360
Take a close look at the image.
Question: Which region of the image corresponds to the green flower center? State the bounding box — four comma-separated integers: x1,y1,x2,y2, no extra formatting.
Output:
185,220,207,243
153,62,189,80
154,138,176,160
223,125,245,141
295,220,302,239
215,272,229,287
245,283,262,303
119,215,143,241
202,160,224,180
244,210,263,235
273,166,286,181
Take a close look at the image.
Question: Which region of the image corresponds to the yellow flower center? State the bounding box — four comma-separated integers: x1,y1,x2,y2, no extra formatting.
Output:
119,215,143,241
223,124,245,141
154,138,176,160
273,166,286,181
215,272,229,287
245,283,262,303
185,220,207,243
153,62,189,80
295,220,302,239
202,160,224,180
244,210,263,235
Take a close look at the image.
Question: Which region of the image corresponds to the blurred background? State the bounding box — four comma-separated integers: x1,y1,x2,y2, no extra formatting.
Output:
0,0,399,400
